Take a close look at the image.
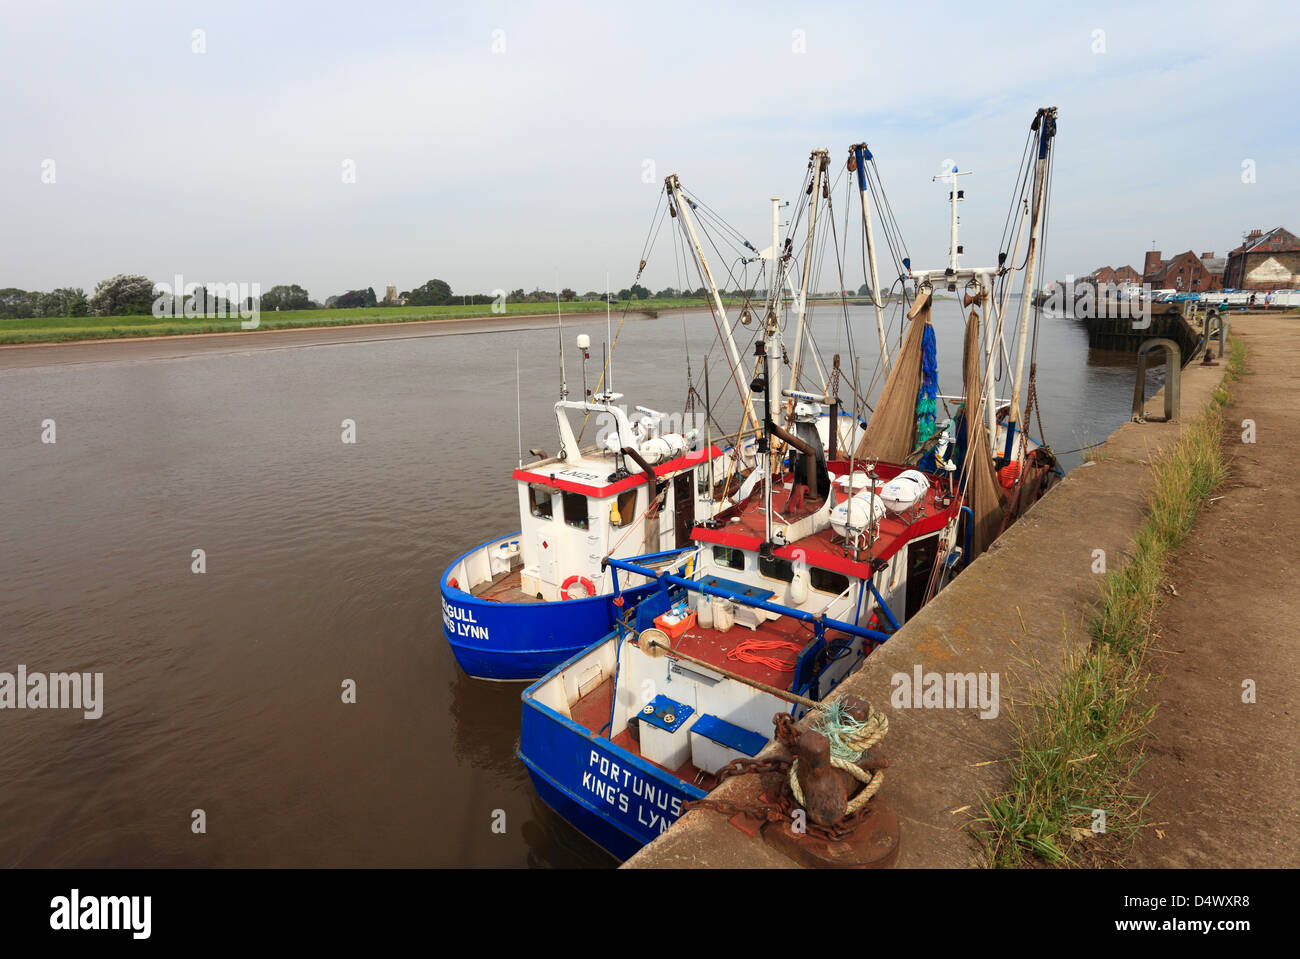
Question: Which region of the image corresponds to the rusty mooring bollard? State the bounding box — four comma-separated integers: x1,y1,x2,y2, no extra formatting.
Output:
795,729,850,826
764,695,901,868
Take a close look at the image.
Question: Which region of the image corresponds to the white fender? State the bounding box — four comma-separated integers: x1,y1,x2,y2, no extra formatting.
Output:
789,568,810,606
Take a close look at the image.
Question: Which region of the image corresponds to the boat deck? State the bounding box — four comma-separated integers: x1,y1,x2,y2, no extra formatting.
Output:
716,465,958,568
668,611,809,688
568,676,719,792
470,568,540,603
560,613,814,793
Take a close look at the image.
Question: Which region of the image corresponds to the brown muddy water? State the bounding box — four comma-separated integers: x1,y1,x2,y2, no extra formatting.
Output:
0,304,1149,867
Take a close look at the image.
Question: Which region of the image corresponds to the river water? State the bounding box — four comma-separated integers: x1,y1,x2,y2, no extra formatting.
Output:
0,303,1147,867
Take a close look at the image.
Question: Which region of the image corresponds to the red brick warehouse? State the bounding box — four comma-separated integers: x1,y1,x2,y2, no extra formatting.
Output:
1142,249,1225,293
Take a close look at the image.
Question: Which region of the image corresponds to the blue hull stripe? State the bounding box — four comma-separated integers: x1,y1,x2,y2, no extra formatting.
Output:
518,751,644,861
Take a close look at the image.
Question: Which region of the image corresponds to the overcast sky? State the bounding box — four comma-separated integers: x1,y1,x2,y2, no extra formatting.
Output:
2,0,1296,302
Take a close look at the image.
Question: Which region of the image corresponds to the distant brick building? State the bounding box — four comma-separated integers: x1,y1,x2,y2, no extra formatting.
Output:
1223,227,1300,290
1085,264,1142,287
1115,265,1141,286
1142,249,1223,293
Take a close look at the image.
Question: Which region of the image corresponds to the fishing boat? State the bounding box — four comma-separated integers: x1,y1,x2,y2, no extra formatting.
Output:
441,188,868,682
519,109,1063,859
516,290,993,856
441,391,730,681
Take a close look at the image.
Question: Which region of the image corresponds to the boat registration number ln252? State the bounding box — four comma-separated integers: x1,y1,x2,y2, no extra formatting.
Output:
581,749,683,835
442,600,490,642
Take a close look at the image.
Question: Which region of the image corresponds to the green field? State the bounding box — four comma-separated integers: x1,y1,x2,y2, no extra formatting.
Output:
0,298,747,346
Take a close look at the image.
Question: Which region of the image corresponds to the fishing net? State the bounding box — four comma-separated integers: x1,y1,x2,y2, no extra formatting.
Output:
852,290,932,463
915,324,938,444
914,322,939,470
961,310,1005,558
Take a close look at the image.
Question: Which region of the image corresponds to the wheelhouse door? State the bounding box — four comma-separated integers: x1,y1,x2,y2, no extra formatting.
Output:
904,535,938,622
536,532,557,586
673,471,694,548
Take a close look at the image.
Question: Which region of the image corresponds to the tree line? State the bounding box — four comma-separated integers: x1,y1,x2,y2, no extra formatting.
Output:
0,274,771,321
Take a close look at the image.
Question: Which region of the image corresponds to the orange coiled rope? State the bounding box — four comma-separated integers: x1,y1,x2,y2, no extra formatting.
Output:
726,639,803,672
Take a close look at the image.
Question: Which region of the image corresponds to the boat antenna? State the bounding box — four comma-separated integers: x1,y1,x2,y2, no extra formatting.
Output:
849,355,859,562
932,162,972,274
605,272,613,396
516,350,523,467
705,362,713,503
555,280,568,400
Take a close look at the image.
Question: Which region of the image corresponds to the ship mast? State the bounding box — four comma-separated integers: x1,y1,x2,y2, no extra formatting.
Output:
787,149,828,400
760,309,780,547
665,174,759,432
851,143,891,374
1008,107,1058,446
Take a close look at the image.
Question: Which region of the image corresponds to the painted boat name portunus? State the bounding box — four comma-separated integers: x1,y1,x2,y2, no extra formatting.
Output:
582,749,683,836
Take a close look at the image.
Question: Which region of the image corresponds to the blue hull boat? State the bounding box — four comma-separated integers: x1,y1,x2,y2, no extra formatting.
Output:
439,387,739,682
442,532,655,681
518,664,707,859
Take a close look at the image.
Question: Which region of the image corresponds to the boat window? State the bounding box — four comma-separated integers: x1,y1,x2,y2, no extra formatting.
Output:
529,485,553,520
562,491,589,530
758,554,794,583
611,489,638,528
713,546,745,571
810,567,850,594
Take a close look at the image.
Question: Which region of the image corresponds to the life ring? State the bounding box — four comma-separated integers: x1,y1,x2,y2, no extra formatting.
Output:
560,575,596,601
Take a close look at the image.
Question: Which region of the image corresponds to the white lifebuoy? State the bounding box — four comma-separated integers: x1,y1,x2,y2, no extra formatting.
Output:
560,575,596,601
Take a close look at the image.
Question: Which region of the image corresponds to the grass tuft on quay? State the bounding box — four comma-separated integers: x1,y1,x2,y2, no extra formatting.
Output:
975,335,1245,868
